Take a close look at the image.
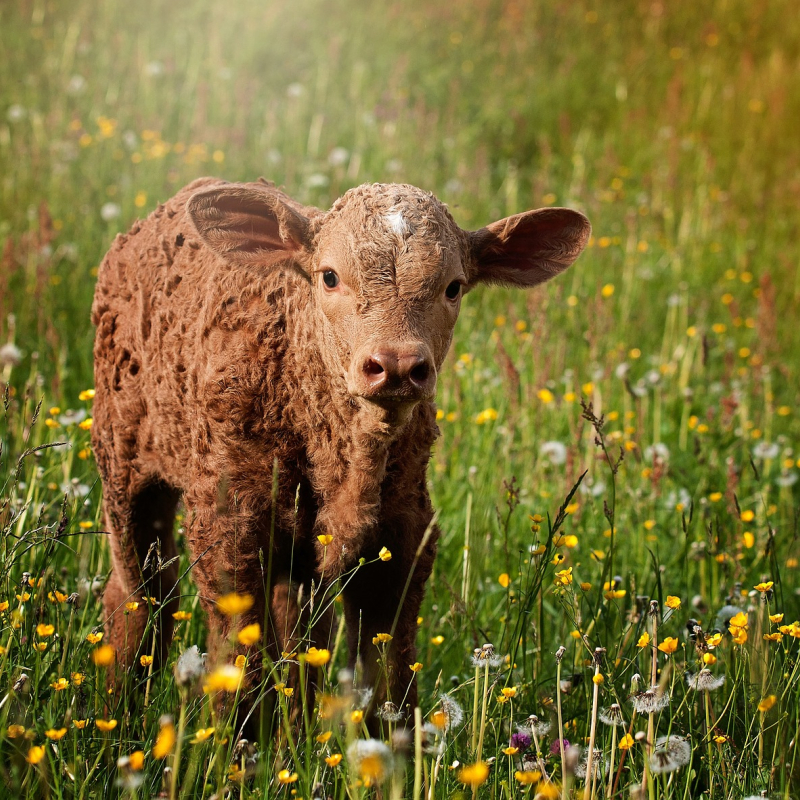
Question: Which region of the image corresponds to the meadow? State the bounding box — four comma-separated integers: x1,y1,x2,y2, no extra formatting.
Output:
1,0,799,797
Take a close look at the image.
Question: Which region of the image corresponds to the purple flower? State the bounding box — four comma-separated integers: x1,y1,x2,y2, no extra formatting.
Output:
550,738,570,755
510,732,532,751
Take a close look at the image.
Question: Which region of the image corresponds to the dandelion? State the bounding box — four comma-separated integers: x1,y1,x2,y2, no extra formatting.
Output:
471,643,503,668
631,686,670,713
347,739,393,786
216,592,254,616
237,622,261,646
540,440,567,464
377,701,404,722
174,645,205,686
575,748,605,779
433,694,464,732
686,670,725,692
458,762,490,787
650,735,691,774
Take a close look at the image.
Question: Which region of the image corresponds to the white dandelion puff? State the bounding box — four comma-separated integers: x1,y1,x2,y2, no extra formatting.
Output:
539,440,567,465
650,734,691,773
686,670,725,692
631,686,670,714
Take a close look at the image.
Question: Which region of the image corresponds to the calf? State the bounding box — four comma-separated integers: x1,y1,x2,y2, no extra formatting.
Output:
91,177,589,720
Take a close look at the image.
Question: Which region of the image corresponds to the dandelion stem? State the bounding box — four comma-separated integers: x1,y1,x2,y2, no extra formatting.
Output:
476,661,490,764
413,706,422,800
583,653,602,800
607,723,618,799
556,656,567,800
471,663,480,754
170,690,188,800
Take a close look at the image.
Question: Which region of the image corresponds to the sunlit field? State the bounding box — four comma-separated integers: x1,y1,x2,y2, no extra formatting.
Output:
2,1,799,798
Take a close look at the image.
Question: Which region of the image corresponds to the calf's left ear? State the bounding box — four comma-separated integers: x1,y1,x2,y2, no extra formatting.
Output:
467,207,591,288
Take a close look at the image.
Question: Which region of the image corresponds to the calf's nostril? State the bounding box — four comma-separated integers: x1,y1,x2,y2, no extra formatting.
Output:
409,361,431,386
363,358,385,378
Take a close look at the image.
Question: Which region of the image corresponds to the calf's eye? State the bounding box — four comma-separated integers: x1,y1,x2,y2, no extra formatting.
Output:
322,270,339,289
445,280,461,300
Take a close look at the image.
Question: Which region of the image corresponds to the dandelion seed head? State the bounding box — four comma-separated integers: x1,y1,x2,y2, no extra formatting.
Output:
174,645,205,686
377,701,404,722
631,686,670,713
650,734,691,773
347,739,393,785
686,669,725,692
599,704,625,726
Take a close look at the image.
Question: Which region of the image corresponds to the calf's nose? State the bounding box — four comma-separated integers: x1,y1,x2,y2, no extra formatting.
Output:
359,349,435,398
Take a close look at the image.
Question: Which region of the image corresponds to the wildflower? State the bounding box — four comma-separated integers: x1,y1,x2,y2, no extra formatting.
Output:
86,631,103,644
237,622,261,646
458,762,490,787
536,784,561,799
278,769,298,783
433,694,464,732
125,601,139,611
527,715,552,737
475,408,498,424
317,534,333,546
304,647,331,667
599,704,625,726
372,632,392,644
618,733,635,750
514,770,541,784
0,601,9,612
554,567,573,586
191,727,215,743
498,573,510,588
216,592,254,616
650,735,691,774
174,645,204,686
666,595,681,609
431,634,445,645
550,738,570,755
172,610,192,621
537,388,555,403
702,653,717,665
377,701,404,722
686,670,725,692
51,677,69,691
152,716,176,758
658,637,679,655
27,745,45,764
740,510,755,523
128,751,145,770
351,710,364,724
325,753,343,767
631,686,670,713
347,739,393,785
46,728,68,740
540,440,567,465
96,719,118,731
409,662,423,672
471,642,502,667
73,720,87,729
79,389,95,401
758,695,777,713
754,581,774,594
637,632,650,648
36,623,55,637
92,645,115,666
502,686,518,699
764,632,782,643
575,748,605,779
510,730,532,750
204,665,243,693
770,613,784,624
140,655,153,667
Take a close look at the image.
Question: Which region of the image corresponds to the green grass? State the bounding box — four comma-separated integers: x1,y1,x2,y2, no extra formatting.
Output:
1,0,799,797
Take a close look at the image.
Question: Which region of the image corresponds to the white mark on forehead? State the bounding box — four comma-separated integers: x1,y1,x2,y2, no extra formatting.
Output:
384,210,410,237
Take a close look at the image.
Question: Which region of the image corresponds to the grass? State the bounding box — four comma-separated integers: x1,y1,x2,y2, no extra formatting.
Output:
1,0,799,797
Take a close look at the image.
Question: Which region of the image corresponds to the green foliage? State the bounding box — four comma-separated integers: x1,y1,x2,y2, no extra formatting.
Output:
1,0,799,797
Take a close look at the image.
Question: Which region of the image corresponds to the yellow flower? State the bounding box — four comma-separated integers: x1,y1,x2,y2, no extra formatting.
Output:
503,746,519,755
350,710,364,724
498,573,510,588
431,634,445,645
643,519,656,530
92,645,115,666
278,769,299,784
235,654,247,668
665,596,681,610
658,637,678,655
729,612,748,628
378,546,392,561
501,686,517,698
618,733,635,750
36,623,55,637
216,592,254,616
316,731,332,743
770,613,784,624
537,388,555,404
191,727,215,744
79,389,95,401
16,592,31,602
204,665,243,693
580,582,592,591
26,745,45,764
95,719,118,731
514,770,541,784
536,784,561,800
763,632,782,642
703,653,717,665
458,762,490,787
140,655,154,667
582,382,594,394
129,750,145,770
754,581,774,594
706,632,723,648
731,628,748,645
34,642,48,652
372,633,392,644
409,662,423,672
86,631,104,644
78,418,93,430
305,647,331,667
740,509,755,522
45,728,68,740
325,753,343,767
0,601,9,612
153,719,176,759
125,601,139,611
172,610,192,621
554,567,573,586
758,695,777,713
237,622,261,646
317,534,333,546
592,673,605,685
73,720,87,729
601,283,614,297
51,677,70,691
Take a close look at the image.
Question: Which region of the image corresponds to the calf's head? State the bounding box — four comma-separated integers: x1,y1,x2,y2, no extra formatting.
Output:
188,182,590,426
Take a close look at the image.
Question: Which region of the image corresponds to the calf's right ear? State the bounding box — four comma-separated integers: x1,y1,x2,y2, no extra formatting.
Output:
187,184,312,275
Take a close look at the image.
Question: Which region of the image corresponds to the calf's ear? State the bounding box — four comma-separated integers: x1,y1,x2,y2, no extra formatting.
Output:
187,184,313,275
467,207,590,288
